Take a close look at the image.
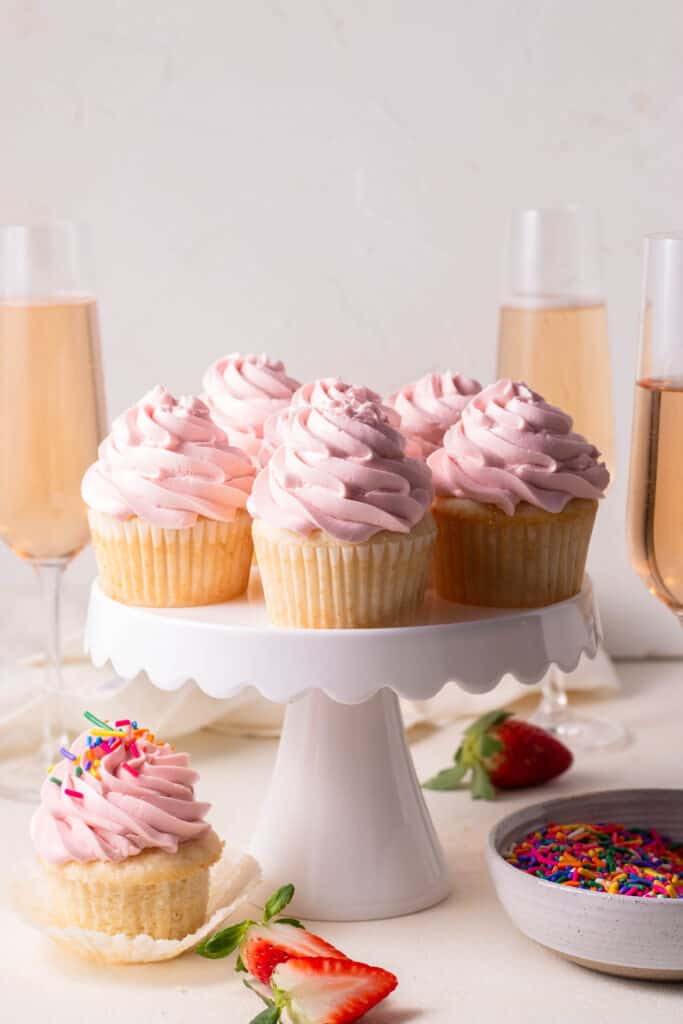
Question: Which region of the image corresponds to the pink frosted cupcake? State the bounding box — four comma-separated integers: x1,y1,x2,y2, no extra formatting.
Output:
82,386,256,607
202,352,300,464
427,379,610,607
387,370,482,457
248,379,435,628
31,715,222,942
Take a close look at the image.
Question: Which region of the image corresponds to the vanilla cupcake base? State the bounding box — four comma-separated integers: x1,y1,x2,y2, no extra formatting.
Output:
43,828,223,941
89,510,253,607
432,497,597,608
252,513,436,628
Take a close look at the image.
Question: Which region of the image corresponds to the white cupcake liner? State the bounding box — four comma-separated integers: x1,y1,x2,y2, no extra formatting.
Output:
10,847,261,965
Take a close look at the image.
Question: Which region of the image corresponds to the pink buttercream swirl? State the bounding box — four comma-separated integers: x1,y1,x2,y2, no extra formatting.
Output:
81,386,255,529
203,353,300,462
30,728,210,866
387,371,481,457
248,378,433,542
427,379,610,515
261,378,400,465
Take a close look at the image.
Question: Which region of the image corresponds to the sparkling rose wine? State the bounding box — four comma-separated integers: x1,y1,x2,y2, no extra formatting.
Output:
628,377,683,611
497,301,616,470
0,298,106,560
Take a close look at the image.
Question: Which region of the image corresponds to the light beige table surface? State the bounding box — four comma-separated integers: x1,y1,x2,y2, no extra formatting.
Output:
1,661,681,1024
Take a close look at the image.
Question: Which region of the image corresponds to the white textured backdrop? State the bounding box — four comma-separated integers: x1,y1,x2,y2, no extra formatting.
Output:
1,0,683,655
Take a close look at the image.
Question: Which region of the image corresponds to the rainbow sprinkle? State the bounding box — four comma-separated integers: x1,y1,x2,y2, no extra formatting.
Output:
506,823,683,898
48,713,166,788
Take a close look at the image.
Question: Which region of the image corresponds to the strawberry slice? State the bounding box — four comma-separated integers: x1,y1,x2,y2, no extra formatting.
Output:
423,708,573,799
270,957,398,1024
197,884,347,985
242,923,346,986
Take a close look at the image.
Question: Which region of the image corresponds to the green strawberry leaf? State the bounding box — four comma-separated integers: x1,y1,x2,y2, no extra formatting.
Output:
263,884,295,922
274,917,304,929
422,763,469,790
196,920,251,958
235,953,247,973
249,1008,281,1024
470,760,496,801
464,709,513,739
479,733,504,759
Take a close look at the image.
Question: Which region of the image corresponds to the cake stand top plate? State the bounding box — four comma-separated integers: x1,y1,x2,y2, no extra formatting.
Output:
85,574,599,705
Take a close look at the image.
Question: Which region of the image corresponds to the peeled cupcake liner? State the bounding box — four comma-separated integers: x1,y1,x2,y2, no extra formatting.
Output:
9,845,261,965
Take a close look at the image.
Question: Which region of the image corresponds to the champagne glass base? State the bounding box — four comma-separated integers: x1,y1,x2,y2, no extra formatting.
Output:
529,705,629,751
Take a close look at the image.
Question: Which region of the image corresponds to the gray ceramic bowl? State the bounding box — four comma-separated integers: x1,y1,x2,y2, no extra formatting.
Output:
487,789,683,979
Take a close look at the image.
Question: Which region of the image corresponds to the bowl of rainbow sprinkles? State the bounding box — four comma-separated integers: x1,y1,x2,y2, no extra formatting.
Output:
487,788,683,980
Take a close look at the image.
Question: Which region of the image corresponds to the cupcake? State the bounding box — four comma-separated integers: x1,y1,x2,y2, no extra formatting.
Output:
202,352,300,465
427,379,610,608
387,370,482,457
30,714,223,942
82,386,256,607
248,378,436,628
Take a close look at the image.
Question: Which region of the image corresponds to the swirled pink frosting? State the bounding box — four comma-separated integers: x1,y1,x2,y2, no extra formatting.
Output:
387,371,482,457
260,377,400,465
247,378,433,541
81,386,255,528
30,727,211,865
427,379,610,515
203,353,300,462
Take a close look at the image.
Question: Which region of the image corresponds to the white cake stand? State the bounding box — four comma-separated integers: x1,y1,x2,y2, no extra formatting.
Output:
85,575,599,922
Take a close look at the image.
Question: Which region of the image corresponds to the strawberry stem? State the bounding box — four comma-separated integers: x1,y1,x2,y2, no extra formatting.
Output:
422,708,512,800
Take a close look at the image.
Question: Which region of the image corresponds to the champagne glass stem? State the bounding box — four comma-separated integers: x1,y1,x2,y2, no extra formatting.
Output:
34,559,68,762
530,662,629,750
539,666,568,720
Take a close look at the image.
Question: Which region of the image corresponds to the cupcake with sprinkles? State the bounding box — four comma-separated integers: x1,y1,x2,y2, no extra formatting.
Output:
82,385,256,607
31,713,223,942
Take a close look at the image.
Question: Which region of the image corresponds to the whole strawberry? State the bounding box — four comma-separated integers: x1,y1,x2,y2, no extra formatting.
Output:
423,709,573,799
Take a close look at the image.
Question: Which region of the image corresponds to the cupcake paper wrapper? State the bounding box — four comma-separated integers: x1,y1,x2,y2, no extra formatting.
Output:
252,513,436,628
432,498,597,608
9,847,261,965
88,510,253,607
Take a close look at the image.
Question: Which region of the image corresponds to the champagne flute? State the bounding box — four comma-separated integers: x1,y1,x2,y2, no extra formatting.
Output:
497,205,624,749
628,233,683,618
0,221,107,800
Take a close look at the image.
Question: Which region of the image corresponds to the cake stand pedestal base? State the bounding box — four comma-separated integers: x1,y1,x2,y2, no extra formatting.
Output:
250,688,451,921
